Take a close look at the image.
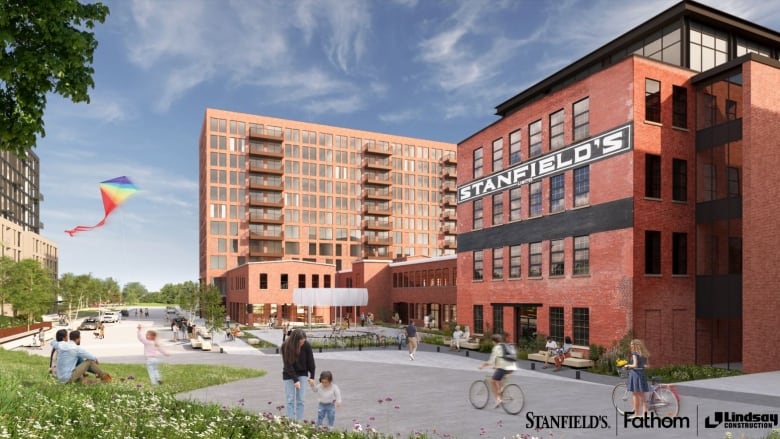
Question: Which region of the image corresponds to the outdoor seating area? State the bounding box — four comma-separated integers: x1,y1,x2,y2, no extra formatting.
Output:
527,349,594,368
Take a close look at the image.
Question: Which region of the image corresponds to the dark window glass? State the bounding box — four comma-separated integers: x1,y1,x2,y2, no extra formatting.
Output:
672,159,687,202
492,194,503,226
473,250,484,281
549,307,564,342
474,305,484,334
509,130,522,164
260,273,268,289
550,175,564,213
281,273,289,289
645,231,661,274
530,182,542,216
672,233,687,275
726,99,737,120
645,154,661,198
473,199,483,229
509,187,521,221
573,98,590,141
673,85,687,128
550,239,564,276
729,237,742,274
645,79,661,123
493,305,504,335
492,248,503,280
509,245,521,278
728,167,740,197
550,109,565,150
529,242,542,277
573,308,589,345
574,166,589,207
574,236,590,275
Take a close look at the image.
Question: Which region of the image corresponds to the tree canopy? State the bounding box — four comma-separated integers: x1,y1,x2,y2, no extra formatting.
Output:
0,0,109,155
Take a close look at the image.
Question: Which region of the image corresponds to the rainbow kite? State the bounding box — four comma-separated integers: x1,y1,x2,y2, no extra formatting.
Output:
65,176,138,236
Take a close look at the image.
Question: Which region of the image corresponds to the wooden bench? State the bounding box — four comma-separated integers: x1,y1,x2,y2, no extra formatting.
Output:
527,349,594,368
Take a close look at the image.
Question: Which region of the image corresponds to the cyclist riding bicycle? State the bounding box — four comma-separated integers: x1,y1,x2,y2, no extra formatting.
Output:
479,333,517,408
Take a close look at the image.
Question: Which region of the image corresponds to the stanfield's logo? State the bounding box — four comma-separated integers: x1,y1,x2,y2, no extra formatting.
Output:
704,411,779,429
622,412,690,429
524,412,609,429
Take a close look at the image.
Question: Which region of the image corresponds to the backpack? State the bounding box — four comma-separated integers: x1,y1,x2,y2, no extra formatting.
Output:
500,343,517,361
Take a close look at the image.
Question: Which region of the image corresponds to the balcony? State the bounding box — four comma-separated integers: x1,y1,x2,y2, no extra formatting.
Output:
248,128,283,142
362,173,391,186
248,248,284,258
249,143,284,158
441,224,456,235
442,155,457,165
362,219,392,230
361,188,391,201
441,210,456,221
248,179,284,191
440,238,457,249
441,168,457,179
248,197,284,208
248,163,283,175
362,235,392,245
362,143,392,156
361,157,392,171
441,196,456,207
248,214,284,224
362,204,391,216
249,232,284,241
441,182,457,193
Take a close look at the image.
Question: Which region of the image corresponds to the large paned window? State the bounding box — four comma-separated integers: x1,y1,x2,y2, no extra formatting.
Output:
672,159,687,202
492,248,503,280
473,199,483,229
529,182,542,217
573,308,589,345
574,166,590,207
672,86,688,128
473,250,484,281
573,98,590,141
474,305,484,334
672,232,687,275
550,109,565,150
492,138,503,172
509,130,522,164
260,273,268,289
645,231,661,275
689,22,728,72
574,236,590,275
645,79,661,123
509,245,521,278
549,307,564,342
550,174,564,213
492,194,503,226
729,237,742,274
281,274,289,289
529,120,542,158
509,187,522,221
645,154,661,198
529,242,542,277
728,167,740,197
701,164,716,201
473,147,483,178
493,305,504,335
550,239,564,276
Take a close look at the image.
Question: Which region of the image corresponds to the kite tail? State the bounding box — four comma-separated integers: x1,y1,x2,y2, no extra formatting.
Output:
65,216,108,236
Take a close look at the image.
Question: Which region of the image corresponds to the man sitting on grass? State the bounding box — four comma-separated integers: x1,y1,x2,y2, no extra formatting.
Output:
50,330,112,384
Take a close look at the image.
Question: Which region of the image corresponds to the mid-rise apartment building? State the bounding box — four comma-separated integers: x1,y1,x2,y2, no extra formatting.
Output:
455,0,780,372
199,109,457,324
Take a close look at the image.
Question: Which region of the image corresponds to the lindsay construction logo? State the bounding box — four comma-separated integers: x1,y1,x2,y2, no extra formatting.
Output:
705,411,779,429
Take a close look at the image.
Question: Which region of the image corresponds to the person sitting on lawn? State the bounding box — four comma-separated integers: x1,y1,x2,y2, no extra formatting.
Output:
50,330,111,384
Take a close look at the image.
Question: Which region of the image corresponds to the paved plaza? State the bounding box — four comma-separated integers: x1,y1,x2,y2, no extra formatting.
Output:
21,307,780,438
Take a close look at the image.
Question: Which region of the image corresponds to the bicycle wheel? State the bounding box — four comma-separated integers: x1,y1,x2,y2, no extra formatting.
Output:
611,383,633,415
650,386,680,418
469,380,489,409
500,384,525,415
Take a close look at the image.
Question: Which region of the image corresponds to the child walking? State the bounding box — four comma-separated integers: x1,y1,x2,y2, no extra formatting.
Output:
137,324,169,386
309,370,342,427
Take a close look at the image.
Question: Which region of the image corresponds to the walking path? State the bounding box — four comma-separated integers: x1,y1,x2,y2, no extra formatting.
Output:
20,308,780,438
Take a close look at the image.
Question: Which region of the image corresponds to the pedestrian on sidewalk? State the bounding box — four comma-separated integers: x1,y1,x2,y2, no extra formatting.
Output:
282,329,316,421
310,370,342,427
405,320,418,360
137,324,170,386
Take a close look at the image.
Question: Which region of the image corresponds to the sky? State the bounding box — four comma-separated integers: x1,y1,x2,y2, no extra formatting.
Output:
34,0,780,292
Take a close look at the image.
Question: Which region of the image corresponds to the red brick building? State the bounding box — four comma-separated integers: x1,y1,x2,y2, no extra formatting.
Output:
455,1,780,372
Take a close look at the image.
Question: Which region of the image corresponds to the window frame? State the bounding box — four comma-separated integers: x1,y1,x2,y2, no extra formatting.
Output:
529,120,542,158
529,182,542,217
549,239,564,276
473,147,483,178
672,85,688,128
672,232,687,275
473,250,484,281
645,154,662,198
509,187,522,221
672,158,687,202
573,97,590,141
645,230,662,275
550,174,565,213
645,78,661,123
574,235,590,275
529,242,542,278
549,109,565,150
549,307,564,342
492,193,503,226
492,247,503,280
573,166,590,207
509,244,521,278
492,138,503,172
573,308,589,345
509,130,522,164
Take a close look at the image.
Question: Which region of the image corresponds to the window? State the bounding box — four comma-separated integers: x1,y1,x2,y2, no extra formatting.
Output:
529,182,542,217
473,250,484,281
728,237,742,274
549,307,564,342
673,86,687,128
492,138,503,172
645,154,661,198
493,305,504,335
509,244,521,278
573,98,590,141
259,273,268,289
312,274,319,288
689,22,728,72
672,232,687,275
645,79,661,123
550,109,565,150
281,274,289,289
473,199,483,229
645,231,661,274
702,163,716,201
726,99,737,120
574,236,590,275
474,305,484,334
509,130,522,164
550,239,564,276
573,308,589,345
298,274,306,288
492,194,503,225
324,274,331,288
529,120,542,158
529,242,542,277
672,159,687,202
550,174,564,213
509,187,521,221
473,147,483,178
493,248,503,280
728,167,740,197
573,166,589,207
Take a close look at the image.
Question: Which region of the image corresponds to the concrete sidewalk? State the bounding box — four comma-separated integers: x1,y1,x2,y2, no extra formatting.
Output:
18,308,780,439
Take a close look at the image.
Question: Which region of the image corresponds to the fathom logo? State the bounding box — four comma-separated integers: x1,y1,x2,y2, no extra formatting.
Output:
705,411,779,429
623,412,690,429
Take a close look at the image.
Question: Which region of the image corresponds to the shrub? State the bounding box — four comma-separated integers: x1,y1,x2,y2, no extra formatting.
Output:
589,343,606,362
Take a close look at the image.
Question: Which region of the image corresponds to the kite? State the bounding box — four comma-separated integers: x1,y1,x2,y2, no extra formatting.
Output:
65,176,138,236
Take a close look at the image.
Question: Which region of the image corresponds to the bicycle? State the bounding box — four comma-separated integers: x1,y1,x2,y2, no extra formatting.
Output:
469,374,525,415
611,367,680,417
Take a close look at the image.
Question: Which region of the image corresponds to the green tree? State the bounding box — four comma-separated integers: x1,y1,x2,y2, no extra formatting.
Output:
0,256,15,314
7,259,53,326
0,0,110,155
123,282,148,303
199,284,225,335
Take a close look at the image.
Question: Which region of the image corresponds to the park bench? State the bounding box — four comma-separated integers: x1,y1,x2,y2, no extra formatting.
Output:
527,349,594,368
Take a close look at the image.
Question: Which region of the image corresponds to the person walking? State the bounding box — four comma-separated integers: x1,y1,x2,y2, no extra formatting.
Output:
137,324,170,386
405,320,418,360
38,328,46,347
281,329,316,421
626,339,650,418
310,370,342,428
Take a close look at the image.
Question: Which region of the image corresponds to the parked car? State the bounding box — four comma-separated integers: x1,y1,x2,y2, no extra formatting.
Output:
78,317,99,331
101,312,120,323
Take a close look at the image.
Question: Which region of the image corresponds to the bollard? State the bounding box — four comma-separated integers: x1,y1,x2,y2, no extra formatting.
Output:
466,350,470,357
398,343,401,350
220,347,224,353
359,344,362,351
436,346,440,352
576,370,581,380
530,362,535,370
319,347,323,353
275,347,279,354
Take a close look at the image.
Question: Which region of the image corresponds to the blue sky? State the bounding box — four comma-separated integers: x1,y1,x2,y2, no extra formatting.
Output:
35,0,780,292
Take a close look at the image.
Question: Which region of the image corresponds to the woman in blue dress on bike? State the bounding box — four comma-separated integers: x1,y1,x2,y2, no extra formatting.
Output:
626,339,650,418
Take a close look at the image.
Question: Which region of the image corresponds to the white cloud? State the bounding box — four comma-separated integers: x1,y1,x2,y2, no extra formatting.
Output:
378,109,420,124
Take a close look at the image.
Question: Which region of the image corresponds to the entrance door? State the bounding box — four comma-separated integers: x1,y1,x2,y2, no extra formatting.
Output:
515,305,538,343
